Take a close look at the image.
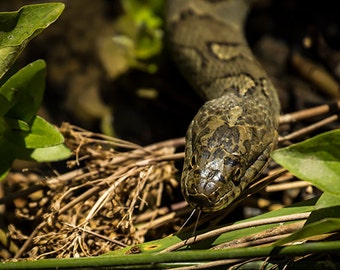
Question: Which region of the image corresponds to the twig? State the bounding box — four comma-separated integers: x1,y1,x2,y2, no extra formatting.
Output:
58,185,103,214
211,221,305,250
279,114,339,142
65,223,128,247
14,222,46,259
279,100,340,124
133,201,190,224
266,181,311,193
0,184,45,204
160,212,311,253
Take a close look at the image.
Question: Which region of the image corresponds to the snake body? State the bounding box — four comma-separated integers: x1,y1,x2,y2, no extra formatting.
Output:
166,0,280,212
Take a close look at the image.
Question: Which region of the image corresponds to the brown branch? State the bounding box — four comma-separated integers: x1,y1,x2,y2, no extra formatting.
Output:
279,100,340,124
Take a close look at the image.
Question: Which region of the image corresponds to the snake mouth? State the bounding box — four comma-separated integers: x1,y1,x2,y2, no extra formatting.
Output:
183,179,239,212
187,193,216,210
185,181,226,211
182,179,226,212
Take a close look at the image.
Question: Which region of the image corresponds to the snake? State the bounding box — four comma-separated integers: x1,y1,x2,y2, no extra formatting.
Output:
166,0,280,212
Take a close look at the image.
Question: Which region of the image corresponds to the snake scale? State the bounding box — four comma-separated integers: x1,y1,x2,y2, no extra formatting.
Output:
166,0,280,212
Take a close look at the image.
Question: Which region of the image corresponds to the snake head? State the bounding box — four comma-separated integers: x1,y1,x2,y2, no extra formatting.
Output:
184,150,246,212
181,98,277,212
182,130,248,211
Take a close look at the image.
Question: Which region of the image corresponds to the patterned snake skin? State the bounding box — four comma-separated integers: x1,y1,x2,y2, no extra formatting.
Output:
166,0,280,212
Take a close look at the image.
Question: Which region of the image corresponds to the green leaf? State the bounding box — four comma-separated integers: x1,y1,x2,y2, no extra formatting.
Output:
0,3,65,78
271,130,340,196
0,84,17,116
4,117,29,131
18,143,71,162
306,192,340,225
0,60,46,122
274,218,340,246
7,116,64,149
0,4,67,181
26,116,65,148
110,0,163,74
315,191,340,210
2,240,340,269
274,192,340,246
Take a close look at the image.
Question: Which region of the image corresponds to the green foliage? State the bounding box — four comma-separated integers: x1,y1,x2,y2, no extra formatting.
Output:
270,130,340,244
274,192,340,246
271,130,340,195
0,3,70,180
120,0,163,60
104,0,164,77
0,3,65,78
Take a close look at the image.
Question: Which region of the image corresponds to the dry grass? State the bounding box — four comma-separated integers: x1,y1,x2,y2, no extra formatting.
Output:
2,123,186,259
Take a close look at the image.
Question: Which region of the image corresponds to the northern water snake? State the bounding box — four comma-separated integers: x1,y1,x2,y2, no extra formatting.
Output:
166,0,280,212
